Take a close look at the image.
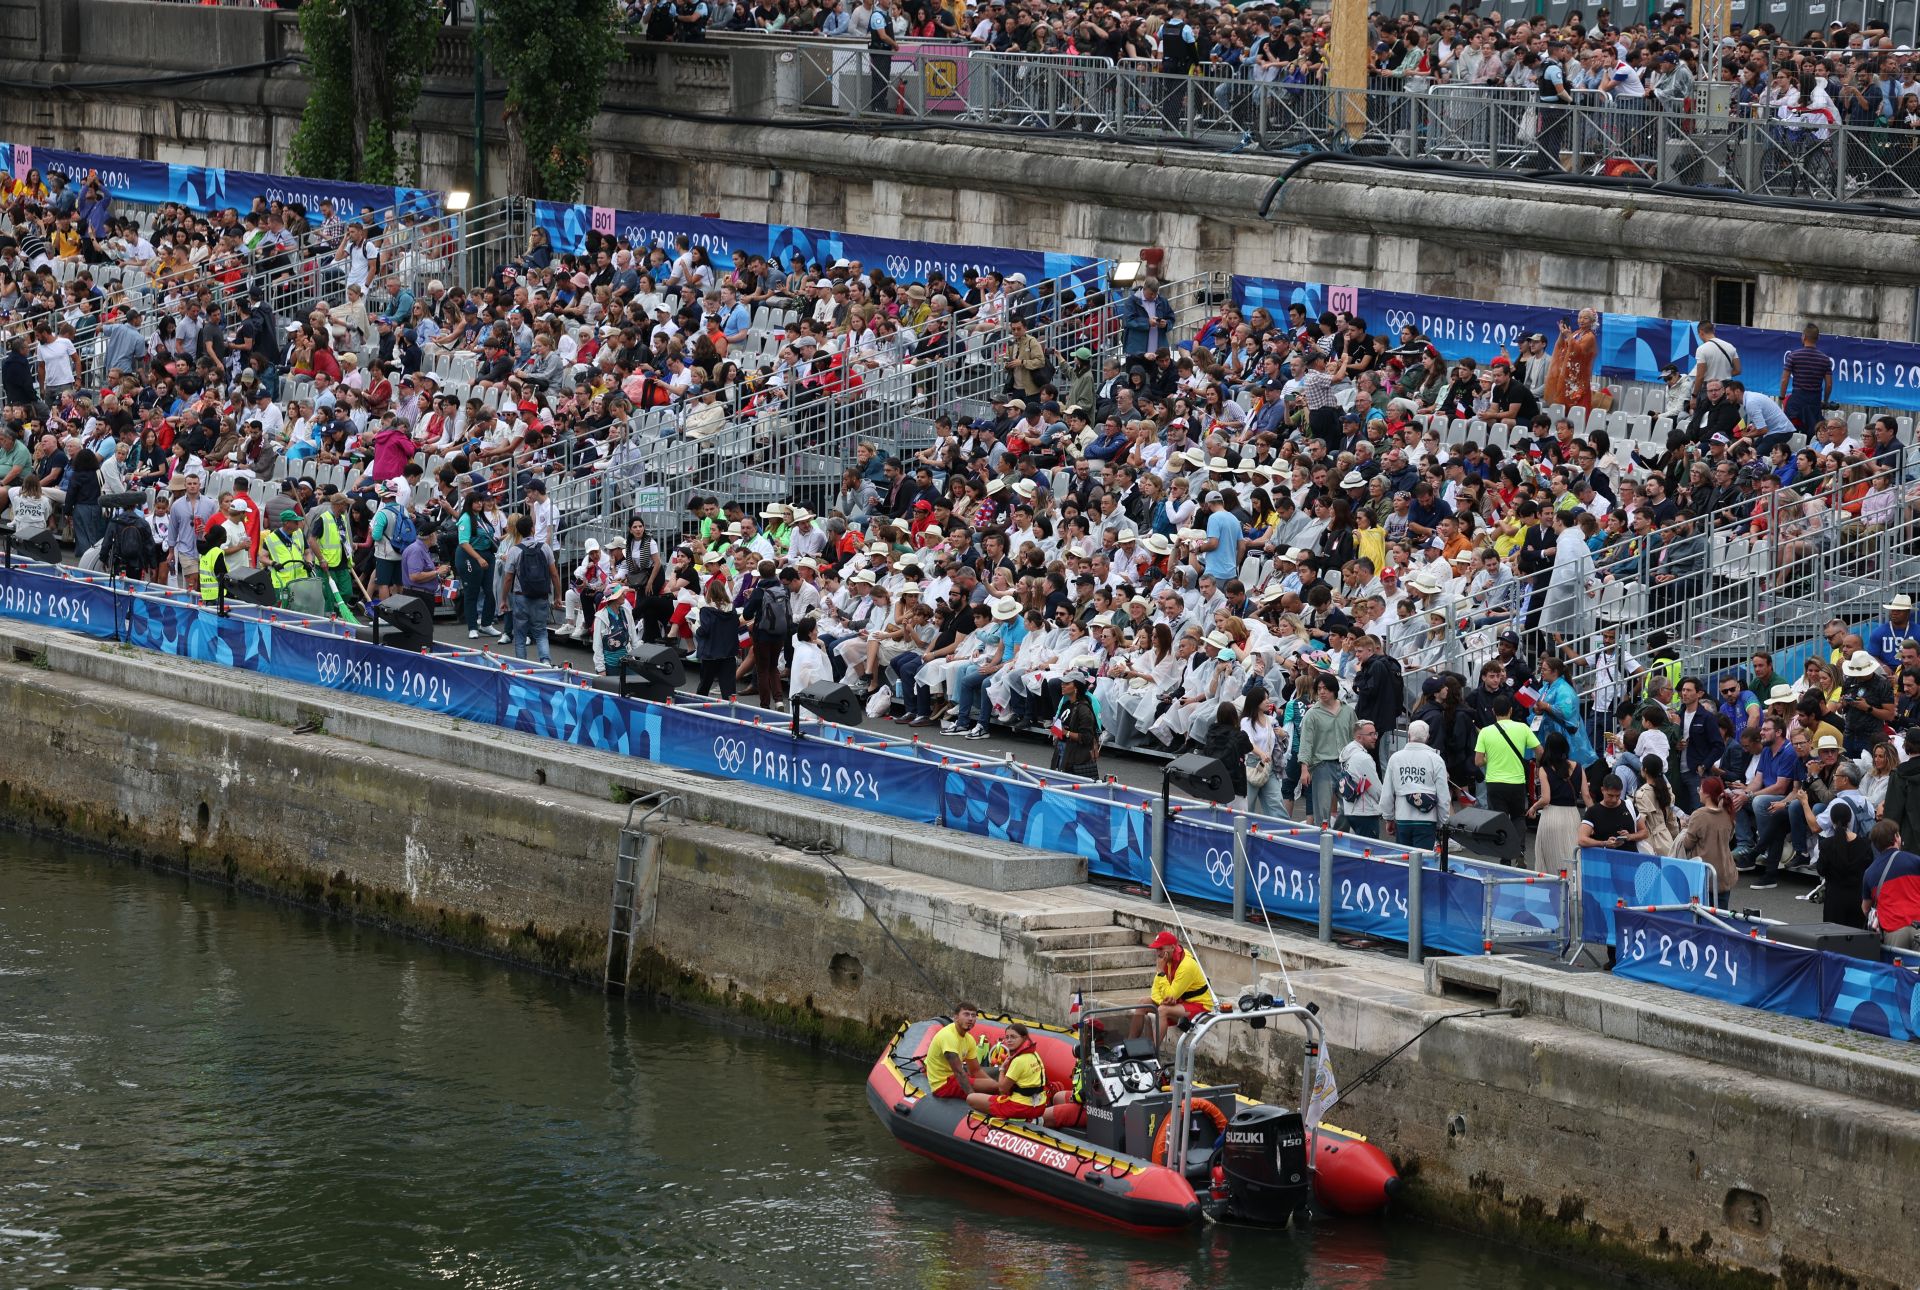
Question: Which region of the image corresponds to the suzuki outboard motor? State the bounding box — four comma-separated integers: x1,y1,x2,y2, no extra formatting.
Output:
1221,1105,1309,1225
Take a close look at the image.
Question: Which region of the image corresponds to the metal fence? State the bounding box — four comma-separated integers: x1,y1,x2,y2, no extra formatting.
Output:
789,46,1920,204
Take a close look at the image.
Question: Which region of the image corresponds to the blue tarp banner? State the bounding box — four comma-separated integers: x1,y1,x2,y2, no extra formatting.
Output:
1575,847,1715,947
532,200,1104,289
1232,274,1920,412
1818,952,1920,1042
1615,907,1825,1019
0,561,1566,955
8,142,443,220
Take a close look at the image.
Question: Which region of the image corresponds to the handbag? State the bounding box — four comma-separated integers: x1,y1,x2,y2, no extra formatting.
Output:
1245,751,1271,788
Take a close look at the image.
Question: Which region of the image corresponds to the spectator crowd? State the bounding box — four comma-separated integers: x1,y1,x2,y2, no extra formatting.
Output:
6,135,1920,947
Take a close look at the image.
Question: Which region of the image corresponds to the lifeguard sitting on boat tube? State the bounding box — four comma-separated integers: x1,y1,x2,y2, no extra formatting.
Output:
1131,930,1215,1041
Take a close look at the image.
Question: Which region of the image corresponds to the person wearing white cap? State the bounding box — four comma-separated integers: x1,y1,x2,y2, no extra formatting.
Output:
991,604,1071,723
1865,593,1917,670
559,537,613,639
943,597,1021,739
1839,648,1896,757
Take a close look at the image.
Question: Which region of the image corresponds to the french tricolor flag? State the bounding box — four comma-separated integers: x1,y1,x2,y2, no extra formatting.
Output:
1068,990,1084,1022
1514,685,1540,709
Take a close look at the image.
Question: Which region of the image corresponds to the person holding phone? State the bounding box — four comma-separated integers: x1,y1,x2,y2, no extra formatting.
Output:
1577,774,1648,852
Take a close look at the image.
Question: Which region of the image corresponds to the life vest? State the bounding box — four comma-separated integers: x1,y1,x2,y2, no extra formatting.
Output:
314,511,346,569
198,547,224,604
262,528,306,589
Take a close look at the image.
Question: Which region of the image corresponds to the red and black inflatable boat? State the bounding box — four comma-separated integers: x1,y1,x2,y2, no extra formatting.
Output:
867,1003,1398,1231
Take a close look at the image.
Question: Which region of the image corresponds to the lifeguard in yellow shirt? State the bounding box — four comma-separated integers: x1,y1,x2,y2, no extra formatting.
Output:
1130,930,1214,1040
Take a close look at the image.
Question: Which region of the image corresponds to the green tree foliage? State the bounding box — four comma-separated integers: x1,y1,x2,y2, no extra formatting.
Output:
485,0,620,200
288,0,441,185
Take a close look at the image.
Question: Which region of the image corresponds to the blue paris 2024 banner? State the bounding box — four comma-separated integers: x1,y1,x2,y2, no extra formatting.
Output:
1232,274,1920,413
532,200,1105,290
2,142,444,220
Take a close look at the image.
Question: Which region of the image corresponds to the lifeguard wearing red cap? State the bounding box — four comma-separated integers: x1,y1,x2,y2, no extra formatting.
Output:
1149,930,1180,949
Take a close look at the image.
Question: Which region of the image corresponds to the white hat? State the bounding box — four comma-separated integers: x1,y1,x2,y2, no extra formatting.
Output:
991,598,1021,621
1450,551,1474,566
791,508,814,523
867,543,890,557
725,522,743,537
1889,594,1913,613
1340,470,1365,489
1128,595,1152,609
1176,527,1208,544
1767,684,1796,705
1204,630,1233,649
702,550,724,564
898,581,922,595
1182,447,1208,468
1285,547,1312,563
226,499,247,513
1142,534,1173,555
1817,734,1842,751
851,570,877,586
986,478,1006,495
815,278,834,289
761,504,789,519
1012,480,1036,498
584,537,602,553
1407,571,1444,595
1115,528,1137,543
1843,649,1879,678
1234,460,1258,475
1258,585,1288,604
1006,271,1026,284
796,556,819,571
1207,455,1232,472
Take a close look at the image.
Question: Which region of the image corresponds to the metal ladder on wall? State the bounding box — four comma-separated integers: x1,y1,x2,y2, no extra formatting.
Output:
606,791,686,993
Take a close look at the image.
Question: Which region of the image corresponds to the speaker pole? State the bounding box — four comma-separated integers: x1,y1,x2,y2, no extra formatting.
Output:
1317,828,1335,944
791,700,801,742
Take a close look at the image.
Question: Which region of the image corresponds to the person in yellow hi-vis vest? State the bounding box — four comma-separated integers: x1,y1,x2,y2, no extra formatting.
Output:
259,510,309,608
965,1022,1049,1121
305,491,360,622
1131,930,1214,1041
197,525,230,617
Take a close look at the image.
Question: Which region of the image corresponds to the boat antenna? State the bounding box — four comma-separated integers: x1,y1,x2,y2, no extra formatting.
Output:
1243,832,1299,1005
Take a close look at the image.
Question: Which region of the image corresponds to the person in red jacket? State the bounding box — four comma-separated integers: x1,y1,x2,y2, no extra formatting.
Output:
1865,820,1920,948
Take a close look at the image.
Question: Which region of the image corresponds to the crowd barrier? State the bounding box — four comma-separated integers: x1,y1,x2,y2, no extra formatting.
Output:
0,141,444,222
1616,905,1920,1043
1232,272,1920,412
0,558,1571,958
528,200,1104,291
1575,847,1717,949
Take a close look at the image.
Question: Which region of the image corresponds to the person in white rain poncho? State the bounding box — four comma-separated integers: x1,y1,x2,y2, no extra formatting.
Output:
1150,630,1247,749
1540,507,1597,648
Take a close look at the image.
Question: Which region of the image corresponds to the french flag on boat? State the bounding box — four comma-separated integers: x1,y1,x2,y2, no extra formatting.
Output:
1068,989,1084,1022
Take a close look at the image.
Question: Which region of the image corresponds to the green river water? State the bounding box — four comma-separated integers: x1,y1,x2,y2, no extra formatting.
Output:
0,838,1629,1289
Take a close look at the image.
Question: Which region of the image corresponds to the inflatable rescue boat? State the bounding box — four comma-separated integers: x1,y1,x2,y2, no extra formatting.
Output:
866,1001,1398,1231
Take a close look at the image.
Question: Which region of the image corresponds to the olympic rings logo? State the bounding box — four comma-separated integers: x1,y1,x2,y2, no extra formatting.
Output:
315,652,343,685
1204,847,1233,886
712,737,748,774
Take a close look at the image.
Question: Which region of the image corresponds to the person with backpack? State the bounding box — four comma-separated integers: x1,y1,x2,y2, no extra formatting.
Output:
369,486,416,601
692,580,741,699
103,500,161,581
456,493,504,641
743,561,795,709
592,587,639,681
500,512,559,665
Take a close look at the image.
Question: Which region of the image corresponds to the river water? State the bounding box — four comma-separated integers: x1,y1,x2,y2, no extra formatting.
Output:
0,839,1624,1289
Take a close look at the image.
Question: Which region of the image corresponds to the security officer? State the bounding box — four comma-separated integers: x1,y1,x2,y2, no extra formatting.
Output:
260,509,309,606
307,489,357,618
197,524,230,616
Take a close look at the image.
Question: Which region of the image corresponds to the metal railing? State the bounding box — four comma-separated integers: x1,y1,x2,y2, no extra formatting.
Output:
541,258,1167,558
1420,447,1920,708
788,46,1920,203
